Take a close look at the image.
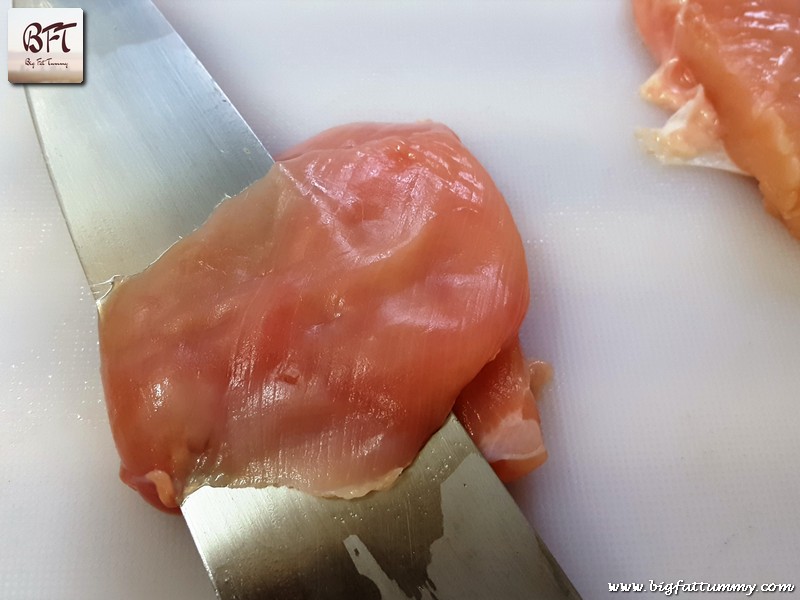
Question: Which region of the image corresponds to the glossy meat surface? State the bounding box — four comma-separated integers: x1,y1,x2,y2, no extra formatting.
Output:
98,122,543,511
635,0,800,234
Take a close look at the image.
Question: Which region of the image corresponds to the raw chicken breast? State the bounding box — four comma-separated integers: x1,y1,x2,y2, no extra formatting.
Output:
635,0,800,236
454,338,550,483
98,122,547,511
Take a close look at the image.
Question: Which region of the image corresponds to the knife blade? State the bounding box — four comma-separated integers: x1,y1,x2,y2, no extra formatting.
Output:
18,0,581,598
17,0,272,299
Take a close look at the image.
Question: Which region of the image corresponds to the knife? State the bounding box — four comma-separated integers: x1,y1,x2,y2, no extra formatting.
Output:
17,0,582,598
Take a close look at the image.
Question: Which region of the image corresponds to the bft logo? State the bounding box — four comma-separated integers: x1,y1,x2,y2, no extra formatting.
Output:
23,21,78,54
8,8,84,84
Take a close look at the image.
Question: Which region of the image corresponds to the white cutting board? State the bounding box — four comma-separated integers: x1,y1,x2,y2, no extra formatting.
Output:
3,2,800,598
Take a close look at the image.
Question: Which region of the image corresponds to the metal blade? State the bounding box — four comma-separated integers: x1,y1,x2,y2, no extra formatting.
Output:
20,0,581,598
18,0,272,298
183,415,580,600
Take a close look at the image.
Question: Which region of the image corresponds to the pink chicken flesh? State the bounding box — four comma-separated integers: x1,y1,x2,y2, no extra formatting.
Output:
634,0,800,236
98,122,547,512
